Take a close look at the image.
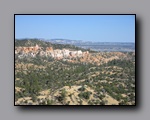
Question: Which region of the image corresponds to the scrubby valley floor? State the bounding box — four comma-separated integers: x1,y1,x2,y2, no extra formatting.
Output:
15,39,135,105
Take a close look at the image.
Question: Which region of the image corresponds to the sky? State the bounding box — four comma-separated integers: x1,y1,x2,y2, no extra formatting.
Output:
15,15,135,43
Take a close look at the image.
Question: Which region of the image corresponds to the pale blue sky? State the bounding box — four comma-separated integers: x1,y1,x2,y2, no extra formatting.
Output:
15,15,135,43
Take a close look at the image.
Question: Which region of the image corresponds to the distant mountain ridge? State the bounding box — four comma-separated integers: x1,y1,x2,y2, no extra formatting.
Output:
46,38,135,46
16,38,135,45
15,38,135,52
45,39,135,52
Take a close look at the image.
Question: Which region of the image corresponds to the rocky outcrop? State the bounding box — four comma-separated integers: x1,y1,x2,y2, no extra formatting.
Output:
15,44,131,65
15,45,88,60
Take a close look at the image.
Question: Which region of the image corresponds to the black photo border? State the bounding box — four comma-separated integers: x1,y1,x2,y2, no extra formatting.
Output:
14,14,137,108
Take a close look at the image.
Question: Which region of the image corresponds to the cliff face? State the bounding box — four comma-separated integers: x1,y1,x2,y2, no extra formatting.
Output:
15,44,133,66
15,44,89,59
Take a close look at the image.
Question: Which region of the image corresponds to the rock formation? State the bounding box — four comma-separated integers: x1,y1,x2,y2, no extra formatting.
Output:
15,45,85,60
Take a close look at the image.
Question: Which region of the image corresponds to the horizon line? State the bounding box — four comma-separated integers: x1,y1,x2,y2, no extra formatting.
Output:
15,38,135,43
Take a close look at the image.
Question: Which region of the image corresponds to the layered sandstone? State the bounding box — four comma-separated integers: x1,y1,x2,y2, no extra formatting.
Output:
15,44,132,65
15,45,89,59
